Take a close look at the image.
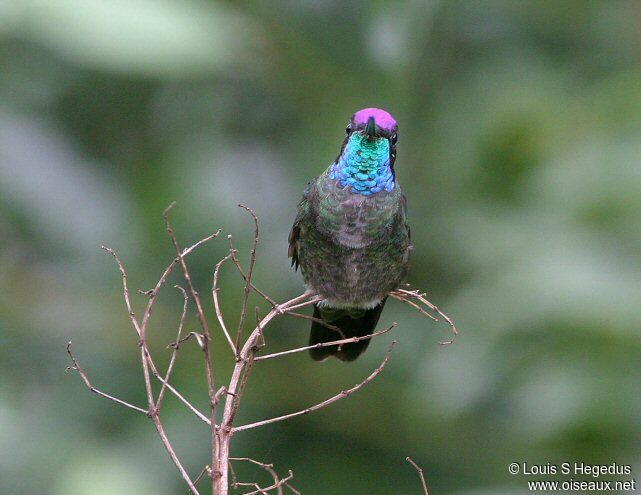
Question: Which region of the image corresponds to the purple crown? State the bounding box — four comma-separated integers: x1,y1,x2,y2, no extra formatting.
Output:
352,108,397,132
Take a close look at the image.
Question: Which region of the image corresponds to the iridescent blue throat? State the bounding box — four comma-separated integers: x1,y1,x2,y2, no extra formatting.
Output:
328,133,394,196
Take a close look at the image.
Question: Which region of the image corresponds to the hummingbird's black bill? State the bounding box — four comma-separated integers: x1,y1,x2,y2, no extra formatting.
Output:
365,116,377,138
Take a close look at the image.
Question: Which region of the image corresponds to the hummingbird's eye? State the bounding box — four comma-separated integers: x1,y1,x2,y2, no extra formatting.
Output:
391,133,398,144
345,124,352,135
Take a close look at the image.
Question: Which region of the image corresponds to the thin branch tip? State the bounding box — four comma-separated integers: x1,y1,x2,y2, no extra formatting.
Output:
406,456,430,495
162,201,177,218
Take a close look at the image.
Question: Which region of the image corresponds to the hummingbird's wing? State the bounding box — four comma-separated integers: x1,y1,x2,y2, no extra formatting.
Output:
401,192,411,243
288,219,301,271
288,179,315,271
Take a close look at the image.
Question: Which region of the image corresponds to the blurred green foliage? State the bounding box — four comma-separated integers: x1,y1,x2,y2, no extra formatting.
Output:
1,1,640,493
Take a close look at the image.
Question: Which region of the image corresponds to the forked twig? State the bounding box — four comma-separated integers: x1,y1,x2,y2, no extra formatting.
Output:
66,342,147,414
390,288,458,344
229,458,295,495
234,341,396,433
156,285,189,410
235,204,260,356
133,227,222,425
153,372,210,425
162,202,218,487
100,246,142,337
255,323,396,361
227,235,277,307
100,246,155,411
240,471,293,495
194,465,212,486
281,311,343,335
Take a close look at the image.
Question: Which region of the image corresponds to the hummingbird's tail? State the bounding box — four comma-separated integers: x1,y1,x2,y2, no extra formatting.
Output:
309,298,387,362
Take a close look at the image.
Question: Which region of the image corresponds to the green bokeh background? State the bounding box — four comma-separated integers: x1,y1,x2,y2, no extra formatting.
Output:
1,1,640,493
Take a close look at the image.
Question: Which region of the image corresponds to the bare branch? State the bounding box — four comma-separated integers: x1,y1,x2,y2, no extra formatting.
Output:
240,471,293,495
135,227,223,421
66,342,200,494
255,307,266,350
194,465,212,486
390,288,458,345
100,246,155,411
234,204,260,357
281,296,323,313
233,341,396,433
162,202,219,491
74,207,455,495
66,342,147,414
235,482,269,495
212,253,238,354
152,371,210,425
281,310,342,335
139,228,222,338
284,483,301,495
230,457,290,495
227,234,277,307
162,203,216,363
255,323,396,361
150,414,201,495
100,246,143,337
156,285,189,411
389,292,438,323
406,456,430,495
129,225,222,425
215,292,317,493
168,331,206,350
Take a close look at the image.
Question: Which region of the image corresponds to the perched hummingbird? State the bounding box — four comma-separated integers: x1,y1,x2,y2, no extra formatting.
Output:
288,108,412,361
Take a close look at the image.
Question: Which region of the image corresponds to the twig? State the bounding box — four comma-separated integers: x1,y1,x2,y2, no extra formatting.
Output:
132,227,221,423
151,416,201,495
255,323,396,361
139,229,222,339
156,285,189,411
194,465,212,487
226,309,262,428
72,207,454,495
66,342,147,414
163,203,216,373
284,483,301,495
229,457,295,495
100,245,201,495
100,246,155,412
230,458,289,495
216,292,315,493
234,341,396,433
100,246,142,337
67,344,200,495
281,311,342,334
162,202,219,492
390,288,458,344
234,204,260,357
168,331,206,350
406,456,429,495
235,482,269,495
255,307,265,350
389,292,438,323
281,296,323,312
226,235,277,307
212,253,238,354
240,471,293,495
153,372,210,425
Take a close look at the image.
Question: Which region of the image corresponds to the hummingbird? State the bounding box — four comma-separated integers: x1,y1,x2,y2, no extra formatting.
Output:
288,108,412,361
